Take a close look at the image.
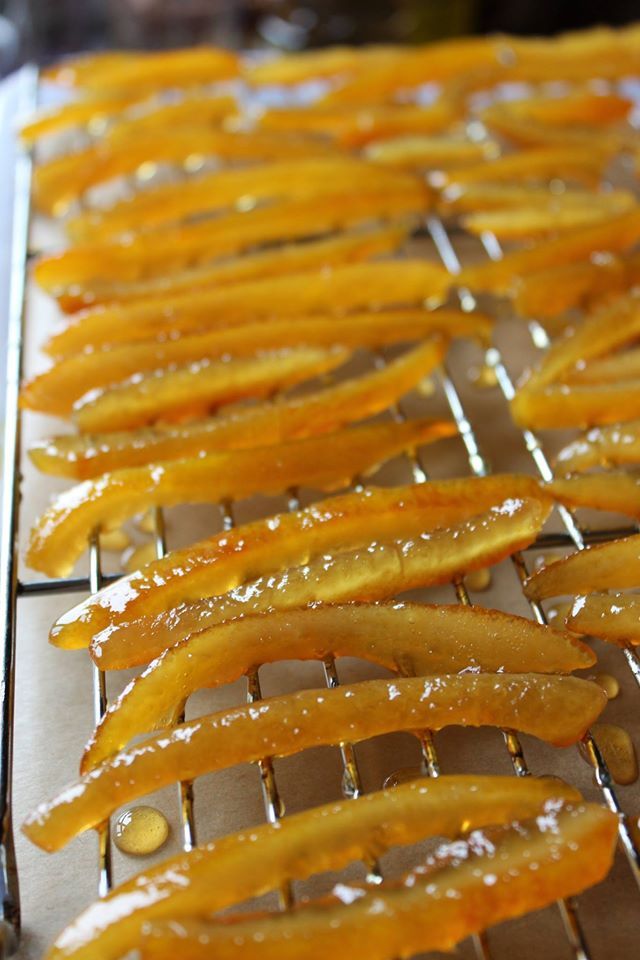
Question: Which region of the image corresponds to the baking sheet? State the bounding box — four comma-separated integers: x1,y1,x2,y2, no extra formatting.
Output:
8,78,640,960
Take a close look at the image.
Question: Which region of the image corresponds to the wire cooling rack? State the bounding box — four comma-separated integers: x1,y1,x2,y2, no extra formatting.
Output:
4,62,640,959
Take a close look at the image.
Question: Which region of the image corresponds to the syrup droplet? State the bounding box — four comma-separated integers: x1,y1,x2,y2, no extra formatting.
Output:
99,528,131,552
470,363,498,389
592,723,638,785
465,568,492,592
417,376,436,398
593,673,620,701
123,541,158,574
383,765,424,789
114,806,169,856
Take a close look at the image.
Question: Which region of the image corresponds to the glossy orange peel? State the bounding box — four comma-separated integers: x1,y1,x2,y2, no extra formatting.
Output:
23,674,604,851
27,416,455,578
84,602,594,768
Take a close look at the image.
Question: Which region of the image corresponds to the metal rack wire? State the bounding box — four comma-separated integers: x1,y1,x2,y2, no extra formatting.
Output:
3,64,640,959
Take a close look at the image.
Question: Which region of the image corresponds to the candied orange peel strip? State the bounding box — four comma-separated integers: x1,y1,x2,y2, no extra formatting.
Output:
51,474,548,650
30,339,447,479
84,602,595,769
27,416,455,579
37,188,429,295
459,208,640,296
43,46,239,93
479,102,632,152
66,159,420,244
54,224,410,313
485,89,632,128
568,593,640,645
555,420,640,475
23,308,489,421
90,494,551,667
512,254,640,320
511,380,640,430
19,92,141,145
461,198,635,240
71,346,349,432
44,259,448,357
438,146,608,189
33,128,341,217
518,292,640,393
45,775,579,960
139,805,616,960
256,99,462,147
438,183,630,215
365,135,499,170
525,534,640,600
567,347,640,385
23,673,604,852
548,472,640,520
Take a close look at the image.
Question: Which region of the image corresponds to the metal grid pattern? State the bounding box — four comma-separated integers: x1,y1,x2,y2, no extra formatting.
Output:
3,63,640,959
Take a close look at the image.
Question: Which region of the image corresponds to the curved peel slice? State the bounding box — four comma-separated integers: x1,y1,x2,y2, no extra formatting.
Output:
44,260,448,357
440,184,632,216
54,224,411,313
440,146,608,189
140,805,616,960
520,293,640,393
511,380,640,430
512,253,640,320
257,100,461,147
525,534,640,600
84,602,594,768
462,202,634,240
43,47,239,93
27,416,453,578
31,340,447,479
37,188,428,293
365,135,498,170
51,474,548,650
23,673,604,851
568,593,640,645
485,90,632,128
24,309,488,420
72,346,349,432
66,160,419,244
45,775,579,960
556,421,640,475
548,472,640,519
19,93,141,145
459,209,640,296
90,494,552,667
33,128,339,217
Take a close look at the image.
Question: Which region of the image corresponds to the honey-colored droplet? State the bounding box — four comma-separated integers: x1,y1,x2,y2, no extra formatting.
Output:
99,528,131,552
114,805,169,856
470,363,498,389
123,541,158,574
593,673,620,701
592,723,638,785
136,509,157,534
465,568,492,592
383,765,424,789
417,375,436,398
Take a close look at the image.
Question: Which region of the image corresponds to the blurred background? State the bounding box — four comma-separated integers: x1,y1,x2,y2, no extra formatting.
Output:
0,0,637,74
